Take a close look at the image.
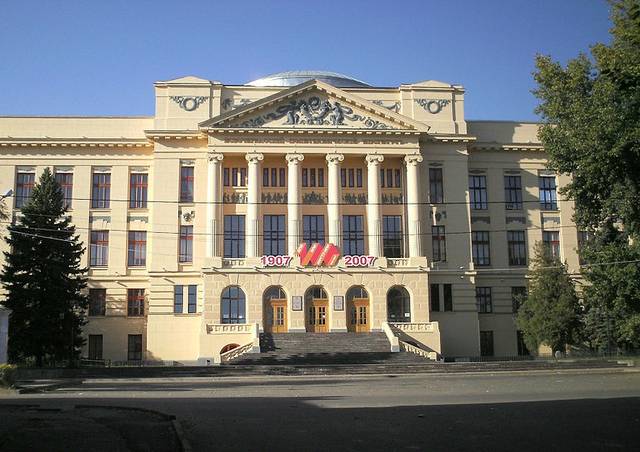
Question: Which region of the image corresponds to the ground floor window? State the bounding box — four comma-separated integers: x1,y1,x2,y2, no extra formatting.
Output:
387,286,411,322
480,331,494,357
88,334,103,360
128,334,142,361
221,286,246,324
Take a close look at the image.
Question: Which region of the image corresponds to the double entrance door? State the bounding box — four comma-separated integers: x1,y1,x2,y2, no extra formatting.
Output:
265,299,287,333
306,299,328,333
347,298,370,333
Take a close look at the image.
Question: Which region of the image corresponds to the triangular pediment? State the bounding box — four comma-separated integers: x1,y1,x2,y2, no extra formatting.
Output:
200,80,428,132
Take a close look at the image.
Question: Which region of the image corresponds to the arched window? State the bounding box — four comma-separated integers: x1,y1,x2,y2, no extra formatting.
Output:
387,286,411,323
305,286,328,304
221,286,246,324
263,286,286,302
346,286,368,302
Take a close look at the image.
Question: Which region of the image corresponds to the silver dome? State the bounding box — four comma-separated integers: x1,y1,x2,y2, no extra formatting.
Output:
246,70,370,88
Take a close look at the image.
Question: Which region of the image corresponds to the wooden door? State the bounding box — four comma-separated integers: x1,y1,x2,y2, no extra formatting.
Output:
307,299,328,333
348,298,370,333
265,299,287,333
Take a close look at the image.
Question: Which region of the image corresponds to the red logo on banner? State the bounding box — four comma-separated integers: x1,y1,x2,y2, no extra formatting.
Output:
296,243,341,267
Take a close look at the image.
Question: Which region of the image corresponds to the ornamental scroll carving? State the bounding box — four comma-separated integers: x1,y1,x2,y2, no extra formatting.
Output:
232,96,395,129
170,96,208,112
372,100,401,113
414,98,450,114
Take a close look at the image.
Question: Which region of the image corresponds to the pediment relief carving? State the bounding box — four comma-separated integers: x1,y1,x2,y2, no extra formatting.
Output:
226,94,397,130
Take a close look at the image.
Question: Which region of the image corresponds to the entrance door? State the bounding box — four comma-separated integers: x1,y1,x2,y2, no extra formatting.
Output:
348,298,370,333
307,299,328,333
265,299,287,333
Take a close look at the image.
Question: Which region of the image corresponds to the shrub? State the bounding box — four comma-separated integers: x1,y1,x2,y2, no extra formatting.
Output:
0,364,17,388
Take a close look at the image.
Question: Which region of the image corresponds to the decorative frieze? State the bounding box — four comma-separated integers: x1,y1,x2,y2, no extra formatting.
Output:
261,192,287,204
170,96,208,112
372,100,401,113
414,98,450,114
343,193,367,205
302,191,327,205
223,192,248,204
382,193,404,205
471,216,491,224
221,98,252,111
506,216,526,225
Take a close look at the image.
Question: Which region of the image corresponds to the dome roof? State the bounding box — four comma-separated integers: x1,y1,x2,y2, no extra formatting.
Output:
246,70,370,88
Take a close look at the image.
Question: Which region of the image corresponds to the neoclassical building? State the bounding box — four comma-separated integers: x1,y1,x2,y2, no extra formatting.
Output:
0,71,581,363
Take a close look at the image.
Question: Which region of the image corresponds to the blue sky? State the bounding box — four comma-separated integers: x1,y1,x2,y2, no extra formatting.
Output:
0,0,611,120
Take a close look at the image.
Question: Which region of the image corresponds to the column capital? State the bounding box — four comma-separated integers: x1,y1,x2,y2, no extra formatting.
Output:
285,153,305,165
245,152,264,164
325,153,344,165
365,154,385,166
208,152,224,163
404,153,424,166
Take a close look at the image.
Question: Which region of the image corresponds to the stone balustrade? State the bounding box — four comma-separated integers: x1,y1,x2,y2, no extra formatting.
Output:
387,258,410,268
389,322,436,333
399,340,438,360
206,323,255,334
222,258,247,268
220,342,255,363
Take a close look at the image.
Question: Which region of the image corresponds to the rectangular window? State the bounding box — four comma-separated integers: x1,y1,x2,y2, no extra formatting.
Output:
431,225,446,262
239,168,247,187
127,231,147,267
91,172,111,209
380,168,385,188
223,167,230,187
310,168,316,187
430,284,440,312
476,287,492,313
387,169,393,188
15,171,35,209
577,230,591,265
90,230,109,267
224,215,245,258
262,168,269,187
539,175,558,210
174,285,183,314
429,168,444,204
127,334,143,361
511,286,527,313
342,215,364,255
179,226,193,263
395,169,401,188
129,173,148,209
271,168,277,187
180,166,194,202
444,284,453,312
188,285,197,314
302,168,308,187
88,288,106,316
504,175,523,210
472,231,491,266
303,215,325,245
507,230,527,266
348,168,354,188
127,289,145,317
480,331,494,357
383,215,403,258
54,172,73,209
469,175,488,210
340,168,346,188
357,169,363,188
279,168,286,187
318,168,324,187
88,335,103,360
263,215,286,255
517,330,530,356
543,230,561,259
231,168,239,187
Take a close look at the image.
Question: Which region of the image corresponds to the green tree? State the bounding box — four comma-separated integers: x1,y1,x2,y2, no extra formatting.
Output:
0,168,88,366
516,242,581,354
533,0,640,237
581,224,640,351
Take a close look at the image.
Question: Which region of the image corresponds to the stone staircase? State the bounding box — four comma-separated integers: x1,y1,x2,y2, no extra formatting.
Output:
226,332,433,366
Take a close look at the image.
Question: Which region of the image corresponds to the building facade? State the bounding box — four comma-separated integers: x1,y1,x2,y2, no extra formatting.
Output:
0,71,581,363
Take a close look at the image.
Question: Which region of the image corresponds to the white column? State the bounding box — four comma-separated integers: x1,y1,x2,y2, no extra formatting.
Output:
326,153,344,247
245,152,264,258
405,153,424,258
286,153,304,254
365,154,384,257
207,152,224,257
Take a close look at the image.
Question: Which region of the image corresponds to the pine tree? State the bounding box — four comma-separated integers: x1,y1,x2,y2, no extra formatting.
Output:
516,242,581,354
0,168,88,366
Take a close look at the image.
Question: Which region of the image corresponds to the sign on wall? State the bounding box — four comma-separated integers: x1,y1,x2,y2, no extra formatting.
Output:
333,296,344,311
260,243,377,268
291,296,303,311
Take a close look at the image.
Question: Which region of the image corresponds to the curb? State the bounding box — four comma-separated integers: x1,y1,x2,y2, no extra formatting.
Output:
17,379,83,394
172,418,193,452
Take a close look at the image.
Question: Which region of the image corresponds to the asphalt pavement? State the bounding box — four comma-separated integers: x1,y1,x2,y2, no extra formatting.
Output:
1,368,639,451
